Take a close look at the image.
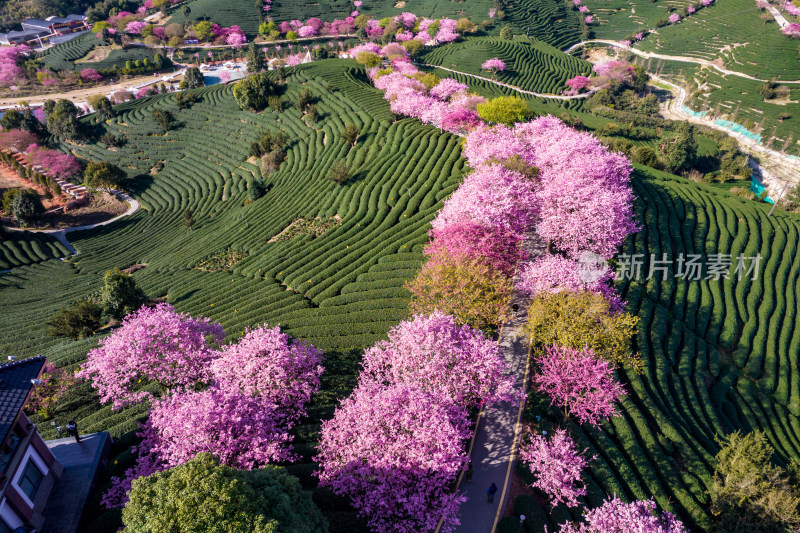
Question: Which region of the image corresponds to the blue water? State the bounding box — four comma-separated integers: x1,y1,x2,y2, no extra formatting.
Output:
204,76,222,85
750,176,775,204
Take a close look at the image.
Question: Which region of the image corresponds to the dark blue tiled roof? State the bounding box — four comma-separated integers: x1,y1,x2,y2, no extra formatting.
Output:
0,357,46,444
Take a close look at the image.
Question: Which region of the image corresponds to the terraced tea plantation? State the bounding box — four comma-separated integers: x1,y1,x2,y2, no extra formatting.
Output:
632,0,800,79
38,32,103,71
503,0,583,49
1,59,470,530
421,36,592,94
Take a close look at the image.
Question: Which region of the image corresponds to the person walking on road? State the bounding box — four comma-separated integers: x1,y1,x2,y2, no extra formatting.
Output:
487,482,498,503
466,460,474,482
66,420,80,443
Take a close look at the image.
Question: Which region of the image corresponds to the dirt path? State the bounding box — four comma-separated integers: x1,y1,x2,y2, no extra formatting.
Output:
6,190,141,255
0,71,184,108
564,40,800,83
652,73,800,195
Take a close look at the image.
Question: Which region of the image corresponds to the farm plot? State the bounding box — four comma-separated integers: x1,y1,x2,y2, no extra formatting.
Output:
1,59,469,531
0,231,71,269
421,36,592,94
580,0,694,41
262,0,494,29
38,32,103,71
167,0,262,35
643,56,800,156
503,0,583,50
633,0,800,80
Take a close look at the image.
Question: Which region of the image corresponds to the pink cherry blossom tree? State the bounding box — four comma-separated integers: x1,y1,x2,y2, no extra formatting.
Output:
431,163,538,237
125,21,147,34
668,13,681,23
566,75,591,91
359,312,514,408
80,68,103,82
211,325,324,422
554,495,687,532
147,387,294,470
517,255,622,311
519,429,592,507
76,303,226,409
533,344,625,427
316,383,470,533
26,147,81,178
481,57,506,76
426,218,525,277
0,130,39,152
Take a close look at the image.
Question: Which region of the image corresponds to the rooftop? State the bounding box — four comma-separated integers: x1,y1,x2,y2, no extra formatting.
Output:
40,432,111,533
0,357,45,445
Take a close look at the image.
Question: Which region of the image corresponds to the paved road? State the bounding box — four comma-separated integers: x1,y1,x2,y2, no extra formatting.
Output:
6,190,140,255
452,236,546,533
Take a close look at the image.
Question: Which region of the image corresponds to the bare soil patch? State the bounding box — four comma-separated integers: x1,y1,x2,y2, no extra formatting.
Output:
0,163,67,210
77,45,114,63
42,192,127,229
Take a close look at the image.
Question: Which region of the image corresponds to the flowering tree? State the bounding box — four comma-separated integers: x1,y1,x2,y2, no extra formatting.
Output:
566,75,591,91
431,163,538,237
519,429,592,507
359,312,514,408
25,361,76,419
407,255,512,333
77,303,226,409
481,58,506,76
211,325,324,422
555,496,687,532
80,68,103,82
317,383,470,533
0,130,38,152
147,387,294,470
26,147,81,178
533,345,625,427
426,218,525,278
125,21,147,34
783,23,800,37
668,13,681,23
512,116,637,259
429,78,468,100
517,255,620,309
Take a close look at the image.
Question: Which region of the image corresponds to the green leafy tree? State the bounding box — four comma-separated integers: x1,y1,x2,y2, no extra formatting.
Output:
401,39,423,57
0,109,40,133
525,291,641,371
9,188,44,225
327,159,350,185
233,72,280,111
711,431,800,532
499,26,513,39
181,4,190,17
174,91,200,110
84,161,128,189
406,256,512,334
193,21,214,42
100,267,147,320
47,298,104,340
246,42,266,73
296,88,313,110
121,454,328,533
88,95,116,120
152,109,175,133
355,51,380,68
180,67,205,90
43,99,82,140
182,208,194,230
342,123,360,146
662,122,698,173
476,96,531,125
